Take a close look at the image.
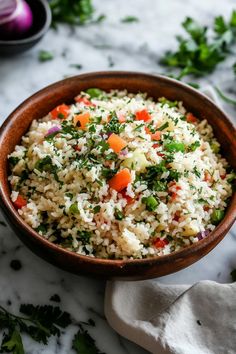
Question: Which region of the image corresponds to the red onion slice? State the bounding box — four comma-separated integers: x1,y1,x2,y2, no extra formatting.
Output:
197,229,210,240
46,126,61,136
120,147,129,156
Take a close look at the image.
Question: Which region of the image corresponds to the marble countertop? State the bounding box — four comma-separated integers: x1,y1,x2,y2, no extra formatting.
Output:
0,0,235,353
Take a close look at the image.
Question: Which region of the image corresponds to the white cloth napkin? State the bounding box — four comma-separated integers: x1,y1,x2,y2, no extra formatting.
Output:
105,280,236,354
104,87,236,354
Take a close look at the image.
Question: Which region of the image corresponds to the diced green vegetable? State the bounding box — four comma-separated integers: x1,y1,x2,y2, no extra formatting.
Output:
159,97,178,107
142,196,159,211
114,208,124,220
211,209,224,224
69,203,79,214
122,149,150,172
86,88,103,98
165,141,185,152
227,172,236,183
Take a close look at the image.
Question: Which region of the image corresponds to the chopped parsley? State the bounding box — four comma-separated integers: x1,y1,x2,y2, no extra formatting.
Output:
8,156,20,166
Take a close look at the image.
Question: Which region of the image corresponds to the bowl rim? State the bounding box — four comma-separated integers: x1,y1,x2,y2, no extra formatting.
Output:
0,71,235,267
0,0,51,45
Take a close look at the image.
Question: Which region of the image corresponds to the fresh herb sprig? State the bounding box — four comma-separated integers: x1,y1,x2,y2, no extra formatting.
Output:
160,11,236,80
0,303,104,354
49,0,94,27
0,304,71,353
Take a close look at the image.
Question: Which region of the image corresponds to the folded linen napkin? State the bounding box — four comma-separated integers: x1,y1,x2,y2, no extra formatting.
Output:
104,87,236,354
105,280,236,354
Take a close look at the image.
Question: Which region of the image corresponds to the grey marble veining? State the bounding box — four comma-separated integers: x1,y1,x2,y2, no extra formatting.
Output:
0,0,235,353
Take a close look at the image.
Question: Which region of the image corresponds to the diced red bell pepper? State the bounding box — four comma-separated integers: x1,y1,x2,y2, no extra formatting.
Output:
135,109,151,122
220,174,226,180
186,112,198,123
13,195,27,209
75,96,95,106
50,104,70,120
153,238,169,248
120,189,134,205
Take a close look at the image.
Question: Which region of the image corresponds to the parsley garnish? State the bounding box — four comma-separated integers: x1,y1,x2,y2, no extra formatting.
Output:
160,11,236,79
72,325,105,354
38,50,54,62
50,0,94,27
104,113,124,134
8,156,20,167
121,16,139,23
0,303,71,352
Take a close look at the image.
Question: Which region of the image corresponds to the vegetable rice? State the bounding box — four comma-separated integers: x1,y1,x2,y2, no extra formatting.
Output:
8,89,234,259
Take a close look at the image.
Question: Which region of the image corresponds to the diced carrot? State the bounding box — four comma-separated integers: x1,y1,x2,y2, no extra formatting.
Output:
13,195,27,209
107,133,127,154
186,112,198,123
135,109,151,122
118,113,126,123
50,104,70,120
120,189,134,205
153,238,169,248
145,127,162,141
108,168,132,192
73,112,90,130
151,131,162,141
75,96,95,106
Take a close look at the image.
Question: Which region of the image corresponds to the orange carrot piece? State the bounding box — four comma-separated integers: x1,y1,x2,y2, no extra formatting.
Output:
151,131,162,141
73,112,90,130
145,127,162,141
13,195,27,209
50,104,70,120
135,109,151,122
107,133,127,154
108,168,132,192
118,113,126,123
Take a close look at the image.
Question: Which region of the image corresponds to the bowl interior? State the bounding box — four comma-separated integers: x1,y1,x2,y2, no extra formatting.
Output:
0,72,235,279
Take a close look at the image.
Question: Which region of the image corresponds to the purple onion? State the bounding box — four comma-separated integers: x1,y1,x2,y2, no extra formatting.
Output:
46,126,61,136
120,147,129,156
0,0,33,40
197,229,210,240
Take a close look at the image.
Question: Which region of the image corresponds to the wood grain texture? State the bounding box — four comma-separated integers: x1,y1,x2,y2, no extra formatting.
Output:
0,72,235,280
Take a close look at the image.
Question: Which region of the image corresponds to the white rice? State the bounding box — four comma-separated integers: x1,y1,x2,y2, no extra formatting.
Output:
8,90,234,259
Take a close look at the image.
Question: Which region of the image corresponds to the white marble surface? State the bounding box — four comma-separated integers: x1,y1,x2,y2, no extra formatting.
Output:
0,0,235,353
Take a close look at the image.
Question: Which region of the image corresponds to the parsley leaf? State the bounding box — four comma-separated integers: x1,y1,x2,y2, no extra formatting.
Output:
38,50,54,62
121,16,139,23
50,0,94,27
1,329,24,354
160,11,236,79
72,325,105,354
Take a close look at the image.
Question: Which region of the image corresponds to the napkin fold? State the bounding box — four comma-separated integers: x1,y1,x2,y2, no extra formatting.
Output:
104,87,235,354
105,280,236,354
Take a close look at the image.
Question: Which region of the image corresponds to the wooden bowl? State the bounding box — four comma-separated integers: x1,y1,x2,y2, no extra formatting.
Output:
0,72,235,280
